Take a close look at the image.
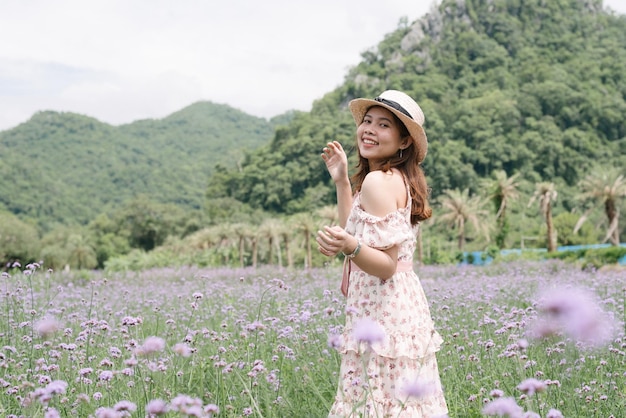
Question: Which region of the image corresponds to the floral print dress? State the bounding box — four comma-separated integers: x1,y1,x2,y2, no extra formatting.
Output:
328,185,448,418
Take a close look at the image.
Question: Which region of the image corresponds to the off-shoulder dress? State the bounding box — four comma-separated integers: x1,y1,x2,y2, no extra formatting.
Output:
328,184,448,418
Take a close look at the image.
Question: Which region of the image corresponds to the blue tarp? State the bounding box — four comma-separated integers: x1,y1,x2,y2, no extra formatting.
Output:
461,243,626,266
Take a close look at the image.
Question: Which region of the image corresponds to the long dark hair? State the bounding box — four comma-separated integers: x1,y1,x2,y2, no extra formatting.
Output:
350,110,432,225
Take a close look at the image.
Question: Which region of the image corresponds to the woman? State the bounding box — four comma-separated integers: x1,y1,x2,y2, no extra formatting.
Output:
317,90,448,417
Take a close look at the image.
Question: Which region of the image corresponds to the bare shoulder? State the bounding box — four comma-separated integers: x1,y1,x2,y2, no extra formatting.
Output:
362,169,406,192
361,170,406,216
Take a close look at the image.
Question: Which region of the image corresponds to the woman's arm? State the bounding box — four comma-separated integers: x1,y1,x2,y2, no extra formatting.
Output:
317,170,405,280
321,141,352,227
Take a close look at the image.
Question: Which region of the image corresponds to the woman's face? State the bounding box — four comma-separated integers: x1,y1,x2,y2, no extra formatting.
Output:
356,106,408,169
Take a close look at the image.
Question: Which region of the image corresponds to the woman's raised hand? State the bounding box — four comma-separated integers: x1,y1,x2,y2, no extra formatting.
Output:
321,141,348,183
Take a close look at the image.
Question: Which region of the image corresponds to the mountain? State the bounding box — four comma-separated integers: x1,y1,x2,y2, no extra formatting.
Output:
1,0,625,233
0,102,276,228
207,0,626,216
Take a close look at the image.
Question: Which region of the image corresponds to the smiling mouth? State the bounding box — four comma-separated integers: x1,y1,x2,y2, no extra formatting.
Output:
362,138,378,145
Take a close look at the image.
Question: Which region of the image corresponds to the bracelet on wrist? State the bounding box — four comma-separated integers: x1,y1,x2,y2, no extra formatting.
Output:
343,240,361,259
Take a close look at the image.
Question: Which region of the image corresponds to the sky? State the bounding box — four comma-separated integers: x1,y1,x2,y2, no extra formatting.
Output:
0,0,625,132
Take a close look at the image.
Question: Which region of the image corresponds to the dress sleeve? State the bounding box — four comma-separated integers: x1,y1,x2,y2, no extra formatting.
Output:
357,209,414,250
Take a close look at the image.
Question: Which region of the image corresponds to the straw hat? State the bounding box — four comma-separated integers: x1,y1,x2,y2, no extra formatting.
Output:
349,90,428,163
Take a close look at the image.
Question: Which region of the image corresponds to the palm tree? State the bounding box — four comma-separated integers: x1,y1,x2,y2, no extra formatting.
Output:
259,219,282,266
316,205,338,226
292,213,317,269
438,188,490,251
278,217,295,269
575,168,626,245
249,225,260,268
67,233,98,270
187,227,219,250
528,182,558,252
231,223,252,268
482,170,520,248
214,224,234,265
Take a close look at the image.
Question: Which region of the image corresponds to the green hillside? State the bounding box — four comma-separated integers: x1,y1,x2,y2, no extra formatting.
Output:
0,101,275,228
1,0,625,271
208,0,626,216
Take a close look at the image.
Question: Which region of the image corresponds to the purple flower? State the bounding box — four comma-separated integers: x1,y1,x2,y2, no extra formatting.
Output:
44,408,60,418
170,394,202,411
184,405,203,416
546,409,564,418
352,317,386,345
146,399,168,415
397,376,436,399
530,286,615,347
35,318,61,338
204,404,220,415
173,343,192,357
516,378,546,396
98,371,114,381
482,397,524,417
45,380,68,395
136,336,166,356
490,389,504,398
327,334,343,350
94,407,118,418
114,400,137,412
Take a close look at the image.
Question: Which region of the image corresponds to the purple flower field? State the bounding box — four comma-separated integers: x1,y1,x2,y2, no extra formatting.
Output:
1,260,624,417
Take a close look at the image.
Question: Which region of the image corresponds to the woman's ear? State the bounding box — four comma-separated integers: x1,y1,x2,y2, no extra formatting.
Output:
400,137,412,150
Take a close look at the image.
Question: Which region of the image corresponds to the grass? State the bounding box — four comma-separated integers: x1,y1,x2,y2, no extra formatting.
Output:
1,260,624,417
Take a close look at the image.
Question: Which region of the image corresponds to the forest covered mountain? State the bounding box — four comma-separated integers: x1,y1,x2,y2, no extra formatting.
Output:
1,0,625,270
208,0,625,218
0,102,278,228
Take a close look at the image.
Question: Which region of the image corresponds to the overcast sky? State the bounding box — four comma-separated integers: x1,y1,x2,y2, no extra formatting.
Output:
1,0,625,131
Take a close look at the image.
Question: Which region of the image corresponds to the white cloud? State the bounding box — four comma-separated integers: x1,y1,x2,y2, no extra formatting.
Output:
0,0,624,131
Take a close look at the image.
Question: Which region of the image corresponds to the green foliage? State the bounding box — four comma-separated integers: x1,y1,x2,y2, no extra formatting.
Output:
205,0,626,225
485,245,501,261
0,102,274,229
39,225,98,271
2,0,626,267
0,212,40,266
545,245,626,269
552,212,598,246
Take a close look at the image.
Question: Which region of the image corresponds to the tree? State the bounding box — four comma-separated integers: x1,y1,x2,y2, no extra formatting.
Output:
66,233,98,270
316,205,338,226
528,182,558,252
437,188,490,251
0,212,40,267
575,168,626,245
40,226,98,270
249,225,260,268
259,219,281,266
482,170,520,248
292,213,317,269
278,218,294,269
231,223,251,268
213,224,234,265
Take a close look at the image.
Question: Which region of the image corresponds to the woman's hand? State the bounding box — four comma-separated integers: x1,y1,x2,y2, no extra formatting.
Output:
316,225,354,257
321,141,348,184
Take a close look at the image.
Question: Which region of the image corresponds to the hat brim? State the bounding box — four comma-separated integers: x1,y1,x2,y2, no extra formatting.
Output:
349,98,428,162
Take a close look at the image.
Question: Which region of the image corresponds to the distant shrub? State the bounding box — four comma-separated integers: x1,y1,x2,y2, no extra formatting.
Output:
546,246,626,269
